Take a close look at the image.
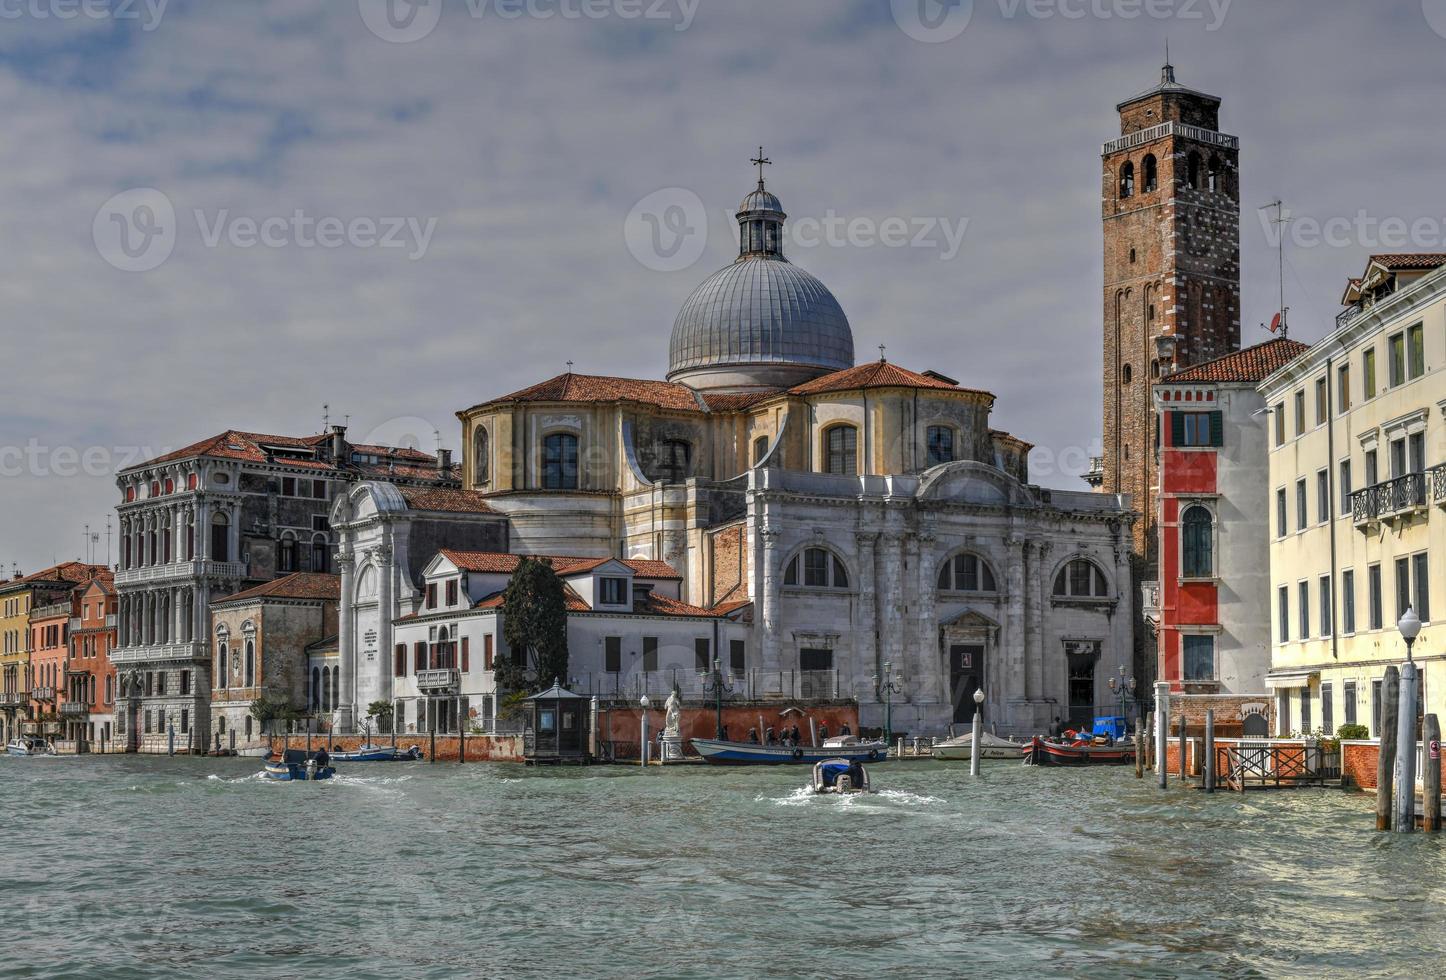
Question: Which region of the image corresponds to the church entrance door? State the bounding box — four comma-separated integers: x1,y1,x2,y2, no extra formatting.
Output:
950,644,984,725
1065,641,1101,729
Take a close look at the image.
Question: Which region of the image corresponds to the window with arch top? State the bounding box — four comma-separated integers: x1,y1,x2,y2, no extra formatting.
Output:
783,547,849,590
1053,558,1109,598
753,435,770,467
926,426,956,467
542,432,579,490
1181,506,1214,578
1119,161,1134,199
1142,154,1158,193
660,439,691,483
824,425,858,476
1207,156,1224,193
938,553,998,593
1186,150,1202,189
473,426,489,487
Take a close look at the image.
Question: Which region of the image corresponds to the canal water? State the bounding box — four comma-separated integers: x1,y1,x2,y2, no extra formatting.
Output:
3,755,1444,978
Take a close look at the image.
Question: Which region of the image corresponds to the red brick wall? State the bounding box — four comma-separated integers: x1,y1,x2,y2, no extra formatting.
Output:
709,524,746,606
271,732,524,763
1342,741,1379,790
599,703,860,757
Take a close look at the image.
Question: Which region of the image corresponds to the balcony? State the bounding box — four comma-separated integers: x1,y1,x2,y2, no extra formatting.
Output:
416,668,460,692
31,686,55,702
1432,464,1446,507
60,702,90,717
114,559,246,588
1351,473,1428,528
0,691,26,707
1102,121,1238,156
110,641,205,665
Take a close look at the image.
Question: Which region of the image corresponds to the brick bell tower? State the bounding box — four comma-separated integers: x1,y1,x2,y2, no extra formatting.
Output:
1101,61,1240,561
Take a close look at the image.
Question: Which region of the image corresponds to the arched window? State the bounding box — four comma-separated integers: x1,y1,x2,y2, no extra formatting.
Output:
210,512,229,563
1142,154,1157,193
1186,151,1202,189
824,425,858,476
542,433,579,489
753,436,770,467
310,667,321,711
1118,161,1135,199
926,426,955,467
661,440,691,483
1182,506,1214,577
937,553,998,593
1207,156,1224,193
1122,364,1133,385
473,426,490,487
1151,359,1161,380
783,547,849,589
244,638,255,687
310,534,329,574
216,641,228,690
1053,558,1109,598
278,534,297,573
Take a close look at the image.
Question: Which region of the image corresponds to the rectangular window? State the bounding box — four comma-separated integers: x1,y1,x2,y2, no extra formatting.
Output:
1388,331,1406,387
1182,635,1214,681
1316,470,1329,524
1294,390,1306,435
426,583,437,609
642,636,658,672
1362,347,1377,398
1371,679,1383,735
1342,570,1356,634
730,639,746,673
599,577,628,605
926,426,955,466
144,709,152,734
281,477,296,497
180,708,189,734
1365,449,1378,488
1278,691,1290,736
1322,683,1334,736
1295,479,1307,531
1396,556,1411,622
1298,581,1310,640
484,634,495,671
604,636,621,674
799,647,834,671
1413,553,1430,621
1320,576,1332,638
1339,460,1352,515
180,670,190,695
804,549,829,587
1278,586,1290,643
1315,377,1327,425
313,479,327,500
1368,564,1383,630
1344,681,1357,728
1276,488,1287,537
1177,411,1220,447
1300,689,1312,735
461,636,470,673
395,643,406,677
694,638,710,673
156,673,166,695
1407,322,1424,380
414,641,426,673
1337,363,1351,414
1273,403,1285,446
445,580,458,606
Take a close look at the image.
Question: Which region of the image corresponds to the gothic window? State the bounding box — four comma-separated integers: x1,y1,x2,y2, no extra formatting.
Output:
244,638,255,687
1053,558,1110,598
278,534,297,573
1186,151,1202,189
661,439,691,483
311,667,321,710
823,424,858,476
783,548,849,590
542,432,579,490
473,427,489,487
1181,506,1214,577
311,534,329,574
1119,161,1134,199
216,641,227,690
937,553,998,593
926,426,955,467
1142,154,1158,193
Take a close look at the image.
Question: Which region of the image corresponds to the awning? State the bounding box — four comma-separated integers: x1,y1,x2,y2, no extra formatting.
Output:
1264,670,1319,690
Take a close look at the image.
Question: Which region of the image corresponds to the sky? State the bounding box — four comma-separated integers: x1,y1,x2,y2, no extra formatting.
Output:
2,0,1444,573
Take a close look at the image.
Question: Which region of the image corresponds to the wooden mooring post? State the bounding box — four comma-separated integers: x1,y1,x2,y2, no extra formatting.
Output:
430,728,437,764
1156,706,1168,789
1424,713,1441,833
1376,665,1400,831
1134,724,1144,779
1178,715,1188,783
1204,709,1215,793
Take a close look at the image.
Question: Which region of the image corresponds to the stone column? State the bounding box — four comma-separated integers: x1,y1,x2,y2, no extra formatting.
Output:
335,549,355,733
1004,534,1026,707
197,498,210,560
376,539,394,704
915,526,944,708
879,532,906,676
758,527,783,678
853,532,879,700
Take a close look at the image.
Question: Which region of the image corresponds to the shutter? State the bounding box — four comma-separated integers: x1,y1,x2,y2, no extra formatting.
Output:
1209,411,1224,447
461,637,470,673
1170,411,1185,447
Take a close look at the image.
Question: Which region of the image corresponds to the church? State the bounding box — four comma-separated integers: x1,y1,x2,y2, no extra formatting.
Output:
332,165,1136,737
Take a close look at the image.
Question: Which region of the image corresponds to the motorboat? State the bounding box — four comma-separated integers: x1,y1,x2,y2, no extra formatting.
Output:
930,730,1021,761
810,758,872,794
331,744,421,762
691,734,887,766
261,748,336,781
1023,735,1137,767
6,737,54,757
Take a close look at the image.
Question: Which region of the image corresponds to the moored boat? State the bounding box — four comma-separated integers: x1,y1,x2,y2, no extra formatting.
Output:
331,744,421,762
1023,735,1136,767
810,758,872,794
691,735,887,766
261,748,336,781
930,731,1021,761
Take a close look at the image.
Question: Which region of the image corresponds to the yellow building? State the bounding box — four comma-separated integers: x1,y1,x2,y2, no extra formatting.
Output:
1261,255,1446,737
0,562,106,743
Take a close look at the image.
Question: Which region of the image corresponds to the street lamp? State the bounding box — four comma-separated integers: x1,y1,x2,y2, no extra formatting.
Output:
970,688,985,777
874,660,903,745
702,656,733,740
1394,607,1422,831
1108,666,1136,728
639,694,651,768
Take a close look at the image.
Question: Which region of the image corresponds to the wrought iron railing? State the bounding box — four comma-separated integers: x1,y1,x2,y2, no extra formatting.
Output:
1431,463,1446,505
1351,472,1427,524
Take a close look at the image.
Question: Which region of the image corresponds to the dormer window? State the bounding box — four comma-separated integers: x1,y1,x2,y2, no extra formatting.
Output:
445,579,458,606
600,577,628,605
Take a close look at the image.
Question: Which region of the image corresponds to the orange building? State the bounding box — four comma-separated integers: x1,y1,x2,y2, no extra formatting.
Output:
66,573,118,748
27,599,71,741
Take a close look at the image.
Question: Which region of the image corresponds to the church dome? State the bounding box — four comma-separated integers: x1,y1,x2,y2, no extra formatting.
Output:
668,161,854,391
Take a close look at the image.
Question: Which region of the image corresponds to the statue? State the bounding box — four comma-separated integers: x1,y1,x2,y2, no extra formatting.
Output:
663,686,681,738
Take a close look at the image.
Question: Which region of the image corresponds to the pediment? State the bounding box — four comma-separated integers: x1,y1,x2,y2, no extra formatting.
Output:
917,461,1033,507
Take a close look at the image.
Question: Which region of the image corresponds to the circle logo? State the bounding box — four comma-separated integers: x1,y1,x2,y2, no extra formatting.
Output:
358,415,444,456
358,0,443,43
1423,0,1446,38
890,0,973,44
624,187,708,272
93,187,176,273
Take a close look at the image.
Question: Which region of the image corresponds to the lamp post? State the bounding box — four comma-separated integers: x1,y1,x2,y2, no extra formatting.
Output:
639,694,651,768
874,660,903,746
702,657,733,740
970,688,985,777
1394,607,1422,832
1108,666,1136,730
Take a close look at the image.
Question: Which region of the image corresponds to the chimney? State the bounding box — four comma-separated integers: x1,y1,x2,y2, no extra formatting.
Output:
437,448,453,472
331,425,348,461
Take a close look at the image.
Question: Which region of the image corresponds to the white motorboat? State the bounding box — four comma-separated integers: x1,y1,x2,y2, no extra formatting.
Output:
810,758,872,794
6,737,55,757
930,730,1020,761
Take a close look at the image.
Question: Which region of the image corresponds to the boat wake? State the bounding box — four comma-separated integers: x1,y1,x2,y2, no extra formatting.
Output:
763,786,945,808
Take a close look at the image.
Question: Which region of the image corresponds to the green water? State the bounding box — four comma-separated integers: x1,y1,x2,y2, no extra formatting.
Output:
2,755,1444,978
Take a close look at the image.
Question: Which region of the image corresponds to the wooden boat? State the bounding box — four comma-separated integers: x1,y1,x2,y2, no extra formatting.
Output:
331,744,421,762
691,735,887,766
931,731,1021,761
810,758,872,794
261,748,336,781
6,738,54,757
1024,736,1136,767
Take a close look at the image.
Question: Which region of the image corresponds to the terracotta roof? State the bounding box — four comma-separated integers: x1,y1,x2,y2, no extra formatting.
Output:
213,573,341,605
478,373,705,413
438,550,681,580
473,586,591,612
700,390,780,411
990,430,1034,451
126,429,454,484
2,562,108,593
473,587,738,619
789,361,993,399
397,486,496,514
1368,253,1446,271
306,634,339,653
1160,339,1311,384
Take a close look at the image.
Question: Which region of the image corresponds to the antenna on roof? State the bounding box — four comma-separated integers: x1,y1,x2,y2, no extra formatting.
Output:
566,360,574,374
434,429,442,456
1258,200,1290,339
105,516,113,569
322,403,330,433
